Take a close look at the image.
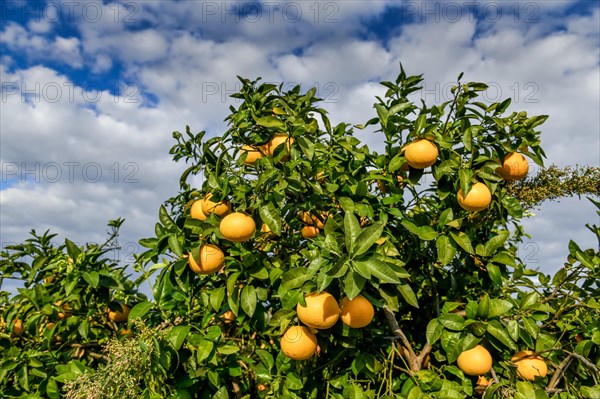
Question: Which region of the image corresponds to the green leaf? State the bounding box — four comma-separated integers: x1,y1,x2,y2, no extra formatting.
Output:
338,197,355,212
259,202,282,236
486,263,503,285
438,208,454,227
343,384,365,399
484,231,509,256
450,231,474,254
417,226,439,241
210,287,226,312
212,386,229,399
241,285,257,317
296,136,314,160
256,115,286,130
281,268,307,290
438,314,465,331
128,301,153,321
65,239,81,260
459,169,473,198
388,153,404,173
507,320,519,342
488,299,513,318
426,319,444,345
502,196,523,218
519,292,539,310
353,222,384,256
168,234,183,257
343,271,366,299
374,104,389,127
344,212,361,254
477,294,490,318
159,205,177,231
487,321,517,351
255,349,274,371
82,271,99,288
436,235,456,265
491,251,516,267
399,284,419,308
462,128,472,151
168,325,190,350
356,258,400,284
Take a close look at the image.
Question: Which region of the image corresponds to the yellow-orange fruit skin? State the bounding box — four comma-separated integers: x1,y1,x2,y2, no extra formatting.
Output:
301,226,320,239
190,200,207,221
55,301,72,320
456,345,493,376
188,244,225,274
457,182,492,212
497,153,529,181
296,292,340,329
404,140,439,169
241,145,263,165
108,303,131,323
280,326,318,360
201,194,231,217
512,351,548,381
339,295,375,328
220,213,256,242
220,310,236,324
12,319,24,336
267,134,294,160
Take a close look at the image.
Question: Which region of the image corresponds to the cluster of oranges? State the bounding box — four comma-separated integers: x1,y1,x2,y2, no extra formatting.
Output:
281,292,375,360
8,301,131,339
240,133,295,165
457,345,548,384
399,139,530,212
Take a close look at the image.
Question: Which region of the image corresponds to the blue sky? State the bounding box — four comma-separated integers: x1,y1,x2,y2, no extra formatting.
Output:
1,0,599,292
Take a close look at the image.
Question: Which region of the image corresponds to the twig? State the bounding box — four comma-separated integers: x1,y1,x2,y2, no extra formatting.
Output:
383,308,416,360
547,354,573,391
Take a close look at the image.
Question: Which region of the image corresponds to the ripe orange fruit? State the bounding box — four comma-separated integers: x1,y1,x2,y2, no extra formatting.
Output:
55,301,72,320
257,383,268,391
12,319,24,336
241,144,263,165
457,182,492,212
296,292,340,329
190,200,207,221
201,193,231,217
404,139,438,169
339,295,375,328
457,345,493,376
512,351,548,381
220,212,256,242
220,310,236,324
267,134,294,160
497,152,529,181
476,375,491,386
188,244,225,274
301,226,320,239
280,326,318,360
107,303,131,323
260,223,272,234
43,276,55,284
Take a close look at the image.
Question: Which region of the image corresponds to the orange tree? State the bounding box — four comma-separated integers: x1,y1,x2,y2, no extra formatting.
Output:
128,68,599,398
1,67,599,398
0,219,151,397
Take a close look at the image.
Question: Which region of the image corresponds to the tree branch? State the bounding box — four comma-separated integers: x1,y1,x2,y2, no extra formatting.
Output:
384,308,416,360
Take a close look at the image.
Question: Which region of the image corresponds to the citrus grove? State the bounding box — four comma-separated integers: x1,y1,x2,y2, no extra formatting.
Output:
1,68,599,398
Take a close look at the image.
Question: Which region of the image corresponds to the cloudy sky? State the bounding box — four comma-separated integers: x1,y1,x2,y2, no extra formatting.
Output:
1,0,598,293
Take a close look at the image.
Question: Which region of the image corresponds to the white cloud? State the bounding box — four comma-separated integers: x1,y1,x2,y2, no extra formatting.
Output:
0,22,83,68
